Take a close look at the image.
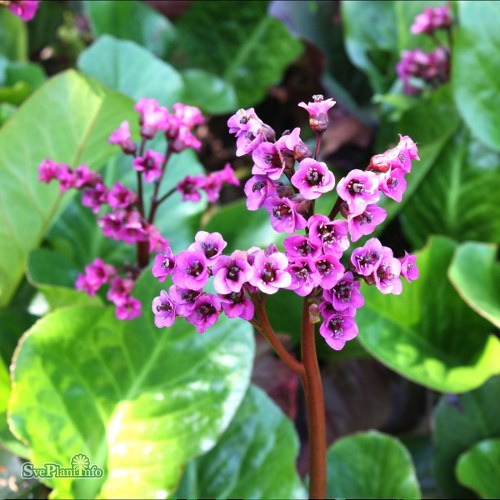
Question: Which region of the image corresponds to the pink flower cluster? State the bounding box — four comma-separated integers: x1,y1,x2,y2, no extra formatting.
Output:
6,0,39,21
397,5,452,95
39,98,239,320
152,98,420,351
75,259,141,320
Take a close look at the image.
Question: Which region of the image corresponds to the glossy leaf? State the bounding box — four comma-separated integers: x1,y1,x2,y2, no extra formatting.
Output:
341,1,398,93
327,431,420,498
434,376,500,497
176,1,303,107
401,129,500,247
177,386,306,499
453,2,500,150
456,438,500,499
85,0,175,58
0,70,135,306
0,9,27,61
181,69,237,114
357,237,500,393
78,36,184,106
9,271,254,499
449,242,500,329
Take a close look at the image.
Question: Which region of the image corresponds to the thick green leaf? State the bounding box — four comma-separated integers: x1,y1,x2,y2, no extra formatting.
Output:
0,70,135,306
85,0,175,58
434,376,500,497
176,1,303,107
0,9,27,61
9,271,254,499
341,2,398,94
453,2,500,150
78,36,184,106
357,237,500,393
177,385,306,499
456,438,500,499
327,430,420,498
181,69,237,115
449,242,500,329
401,129,500,246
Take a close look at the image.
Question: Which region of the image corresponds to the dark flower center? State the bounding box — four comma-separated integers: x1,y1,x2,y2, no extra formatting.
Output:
181,290,199,303
318,223,336,245
261,262,276,283
306,168,322,186
199,303,216,317
252,181,265,192
202,242,218,259
187,260,204,277
156,302,173,314
348,180,365,194
297,240,315,256
227,291,244,303
161,257,173,269
227,265,240,281
316,259,331,275
263,152,283,169
334,281,352,302
328,317,344,338
273,204,291,220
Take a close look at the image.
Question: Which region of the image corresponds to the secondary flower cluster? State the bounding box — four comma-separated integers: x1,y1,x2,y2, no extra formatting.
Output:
3,0,39,21
39,98,238,319
152,96,420,351
397,4,452,95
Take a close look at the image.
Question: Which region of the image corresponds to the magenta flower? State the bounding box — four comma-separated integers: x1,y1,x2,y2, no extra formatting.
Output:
337,170,380,216
8,0,40,21
169,285,201,317
213,250,254,294
108,121,136,155
187,294,221,333
133,150,164,183
107,277,135,305
188,231,227,263
244,175,276,211
249,250,291,294
172,250,209,290
119,211,148,244
219,291,254,321
287,258,321,296
134,98,169,139
38,159,61,183
264,196,307,234
76,258,115,296
56,165,76,193
115,296,142,321
400,251,419,283
108,182,137,209
323,272,364,311
169,123,202,153
73,164,100,189
152,290,176,328
374,249,403,295
298,94,336,133
81,183,109,214
252,142,286,180
307,215,349,258
379,168,407,202
348,204,387,242
291,158,335,200
319,311,358,351
397,134,420,162
98,211,124,239
152,248,176,282
350,238,384,276
283,235,321,260
177,175,205,202
227,108,263,136
411,5,452,35
278,127,312,162
314,254,345,290
147,225,169,253
202,164,240,203
172,103,204,128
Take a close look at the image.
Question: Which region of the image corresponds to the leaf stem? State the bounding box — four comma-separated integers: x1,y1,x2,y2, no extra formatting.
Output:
148,144,173,223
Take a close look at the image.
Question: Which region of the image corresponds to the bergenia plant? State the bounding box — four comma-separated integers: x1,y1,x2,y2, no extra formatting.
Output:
397,3,453,95
39,98,239,320
151,94,420,498
0,0,40,21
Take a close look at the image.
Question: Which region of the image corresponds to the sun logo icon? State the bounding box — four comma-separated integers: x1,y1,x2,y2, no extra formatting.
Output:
71,453,90,476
